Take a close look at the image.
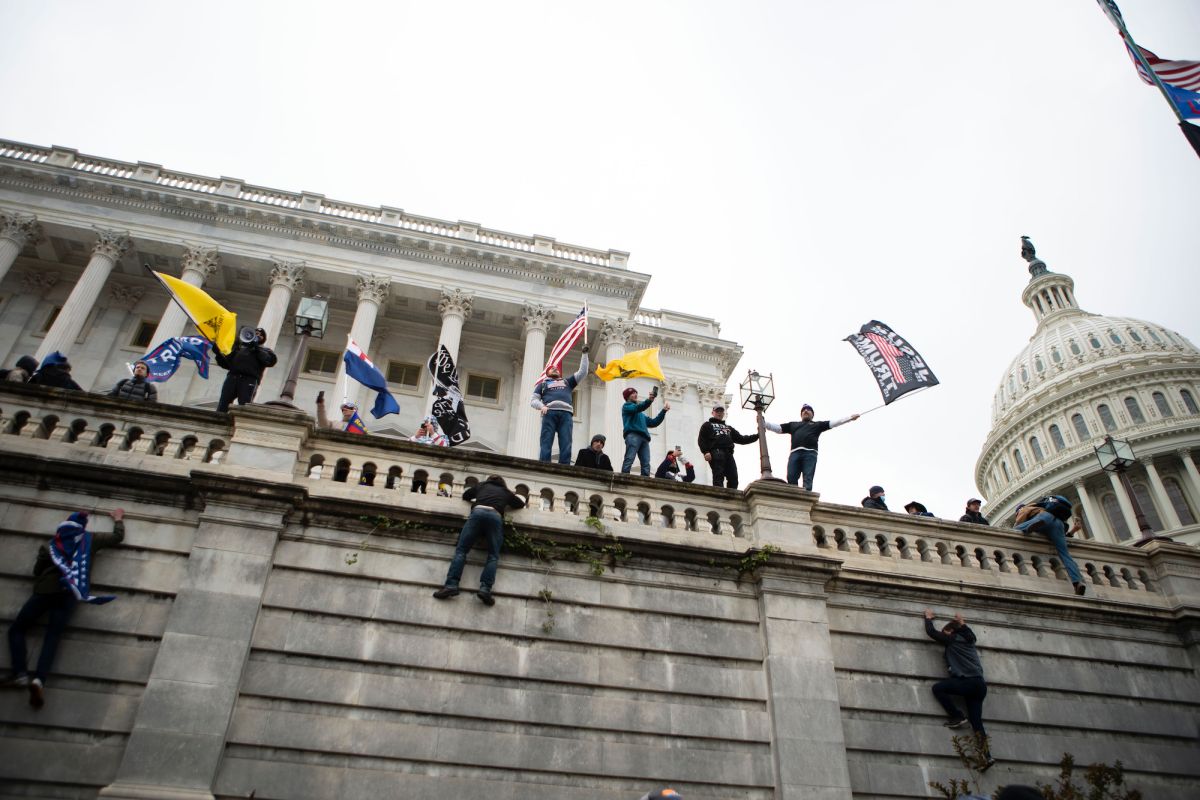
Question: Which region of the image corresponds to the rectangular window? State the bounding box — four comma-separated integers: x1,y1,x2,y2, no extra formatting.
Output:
41,306,62,333
466,374,500,401
304,348,340,375
387,361,420,387
130,320,157,349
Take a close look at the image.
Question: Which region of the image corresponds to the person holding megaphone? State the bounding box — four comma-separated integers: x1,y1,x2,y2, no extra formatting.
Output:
215,326,277,412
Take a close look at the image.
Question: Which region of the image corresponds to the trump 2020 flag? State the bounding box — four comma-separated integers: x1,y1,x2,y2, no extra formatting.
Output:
343,339,400,419
844,321,939,405
138,336,212,383
427,345,471,446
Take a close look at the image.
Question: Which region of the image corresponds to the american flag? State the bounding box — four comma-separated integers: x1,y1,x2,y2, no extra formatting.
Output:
535,306,588,385
864,332,912,384
1128,45,1200,93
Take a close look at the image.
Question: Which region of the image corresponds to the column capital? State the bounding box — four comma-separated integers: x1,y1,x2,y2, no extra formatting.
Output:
19,269,59,297
598,317,636,348
181,244,221,283
696,382,728,408
107,283,145,311
92,229,132,261
439,288,474,319
0,211,42,248
356,272,391,305
663,378,688,400
1176,447,1193,461
269,260,306,291
521,303,554,333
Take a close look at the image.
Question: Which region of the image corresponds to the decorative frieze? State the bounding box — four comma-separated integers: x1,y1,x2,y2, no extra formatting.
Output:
19,269,58,296
107,284,145,311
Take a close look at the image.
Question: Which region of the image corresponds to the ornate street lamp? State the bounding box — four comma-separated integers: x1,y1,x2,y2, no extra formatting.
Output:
266,295,329,409
1093,435,1168,546
739,369,782,483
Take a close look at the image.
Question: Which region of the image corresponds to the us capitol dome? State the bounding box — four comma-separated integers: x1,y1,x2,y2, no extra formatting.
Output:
975,238,1200,547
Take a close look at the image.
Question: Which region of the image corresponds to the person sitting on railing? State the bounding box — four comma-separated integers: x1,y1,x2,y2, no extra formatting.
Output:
5,508,125,710
109,360,158,402
0,354,38,383
410,415,449,447
655,447,695,483
1014,495,1087,596
622,386,669,476
904,500,935,517
28,351,82,391
432,476,526,607
959,498,989,525
315,392,367,434
575,434,613,471
922,608,996,772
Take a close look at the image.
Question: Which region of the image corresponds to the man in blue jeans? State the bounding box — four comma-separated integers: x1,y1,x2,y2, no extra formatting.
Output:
1015,495,1087,596
433,476,526,606
763,404,859,490
530,345,590,464
924,608,995,771
620,386,669,475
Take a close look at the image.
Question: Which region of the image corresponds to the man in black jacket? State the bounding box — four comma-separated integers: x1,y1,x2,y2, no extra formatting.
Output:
764,404,859,490
861,485,889,511
959,498,990,525
697,405,758,489
433,476,526,606
214,327,277,412
924,608,995,770
28,352,82,391
109,361,158,402
574,434,613,471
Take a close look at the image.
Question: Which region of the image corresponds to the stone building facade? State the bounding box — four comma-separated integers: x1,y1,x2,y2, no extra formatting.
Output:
0,139,741,479
976,249,1200,546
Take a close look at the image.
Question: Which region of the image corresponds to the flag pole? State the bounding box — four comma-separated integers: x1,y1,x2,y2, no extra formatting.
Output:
583,302,589,347
857,385,935,417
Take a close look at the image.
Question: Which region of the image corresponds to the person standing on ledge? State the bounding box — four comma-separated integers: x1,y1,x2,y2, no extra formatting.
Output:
433,476,526,606
530,344,590,464
923,608,995,772
697,405,758,489
621,386,669,476
763,404,860,490
215,326,276,412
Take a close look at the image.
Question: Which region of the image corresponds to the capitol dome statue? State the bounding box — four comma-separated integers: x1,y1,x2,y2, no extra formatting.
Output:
975,238,1200,547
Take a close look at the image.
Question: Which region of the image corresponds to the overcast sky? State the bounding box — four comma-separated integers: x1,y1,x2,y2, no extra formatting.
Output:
3,0,1197,517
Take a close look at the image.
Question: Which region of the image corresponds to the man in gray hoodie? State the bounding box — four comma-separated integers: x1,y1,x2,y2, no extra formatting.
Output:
923,608,995,770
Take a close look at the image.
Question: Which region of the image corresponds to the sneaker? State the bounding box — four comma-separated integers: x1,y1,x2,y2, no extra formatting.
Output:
943,717,969,729
1074,582,1087,596
28,678,44,709
477,590,495,607
432,587,460,600
981,756,997,772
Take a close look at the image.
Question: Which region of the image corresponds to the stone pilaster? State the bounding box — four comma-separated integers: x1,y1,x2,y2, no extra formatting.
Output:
151,245,220,345
513,304,553,459
36,229,130,361
1176,449,1200,514
1074,480,1113,543
0,270,59,367
256,260,305,350
1107,470,1141,541
334,272,390,408
599,318,636,451
1144,457,1183,531
0,211,42,287
436,288,474,362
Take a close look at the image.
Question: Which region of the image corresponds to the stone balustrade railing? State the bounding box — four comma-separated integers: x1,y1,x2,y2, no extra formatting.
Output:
0,138,623,270
0,382,1177,606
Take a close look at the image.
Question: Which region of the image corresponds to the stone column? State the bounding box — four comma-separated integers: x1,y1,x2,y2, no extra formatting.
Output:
1074,480,1113,543
599,318,636,455
74,283,146,391
436,288,473,363
1107,470,1141,541
1144,458,1184,530
333,273,390,408
256,260,305,351
0,211,41,287
0,270,58,367
513,304,553,459
755,559,853,799
36,229,130,361
1177,449,1200,513
506,350,524,453
150,245,220,345
99,472,304,800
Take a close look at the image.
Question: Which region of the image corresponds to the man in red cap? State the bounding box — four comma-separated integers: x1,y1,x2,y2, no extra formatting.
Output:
620,386,669,476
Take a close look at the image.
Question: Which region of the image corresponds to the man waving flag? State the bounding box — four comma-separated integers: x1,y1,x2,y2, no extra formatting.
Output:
147,267,238,355
343,339,400,419
535,306,588,385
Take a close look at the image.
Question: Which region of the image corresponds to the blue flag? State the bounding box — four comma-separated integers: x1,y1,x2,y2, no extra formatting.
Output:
139,336,212,383
344,339,400,419
1163,83,1200,120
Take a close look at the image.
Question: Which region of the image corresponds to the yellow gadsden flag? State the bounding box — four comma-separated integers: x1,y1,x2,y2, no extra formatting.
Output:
594,347,666,382
151,270,238,355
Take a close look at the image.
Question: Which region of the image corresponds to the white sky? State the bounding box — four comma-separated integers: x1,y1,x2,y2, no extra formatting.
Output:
2,0,1197,517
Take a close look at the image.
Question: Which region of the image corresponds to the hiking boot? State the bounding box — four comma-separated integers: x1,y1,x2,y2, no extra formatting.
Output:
28,678,44,709
477,589,495,607
432,586,460,600
1073,582,1087,596
943,717,969,729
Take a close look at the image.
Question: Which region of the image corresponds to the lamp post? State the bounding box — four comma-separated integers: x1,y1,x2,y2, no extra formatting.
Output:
1093,434,1169,546
739,369,783,483
265,295,329,410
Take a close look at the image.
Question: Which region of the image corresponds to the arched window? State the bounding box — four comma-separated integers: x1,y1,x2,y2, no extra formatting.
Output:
1124,396,1145,424
1008,375,1017,394
1163,477,1196,526
1131,483,1163,531
1069,340,1082,355
1101,494,1132,541
1097,404,1117,432
1153,391,1174,418
1182,389,1199,415
1129,328,1143,343
1013,449,1026,473
1049,424,1065,452
1051,346,1062,364
1019,366,1029,383
1109,331,1122,344
1030,436,1044,462
1001,461,1011,481
1071,413,1089,441
1035,356,1045,373
1148,328,1163,343
1089,335,1102,350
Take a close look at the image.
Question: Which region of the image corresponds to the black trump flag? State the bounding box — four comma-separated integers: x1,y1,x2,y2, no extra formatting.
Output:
426,345,471,446
844,321,939,405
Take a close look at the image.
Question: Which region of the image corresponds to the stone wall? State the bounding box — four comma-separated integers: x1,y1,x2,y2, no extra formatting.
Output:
1,383,1197,799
